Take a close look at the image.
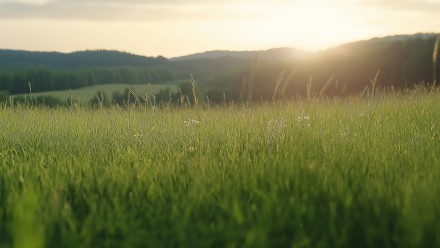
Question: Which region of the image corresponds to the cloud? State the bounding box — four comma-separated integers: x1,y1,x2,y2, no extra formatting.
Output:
362,0,440,12
0,0,286,20
0,2,181,20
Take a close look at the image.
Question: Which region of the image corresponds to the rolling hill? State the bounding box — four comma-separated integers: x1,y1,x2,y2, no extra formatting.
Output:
0,49,168,68
170,48,312,62
1,32,439,101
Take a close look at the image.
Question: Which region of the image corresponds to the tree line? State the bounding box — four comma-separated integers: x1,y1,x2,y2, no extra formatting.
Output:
0,66,181,94
0,82,197,108
0,49,167,68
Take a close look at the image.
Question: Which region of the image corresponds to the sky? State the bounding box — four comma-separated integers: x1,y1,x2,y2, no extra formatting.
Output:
0,0,439,58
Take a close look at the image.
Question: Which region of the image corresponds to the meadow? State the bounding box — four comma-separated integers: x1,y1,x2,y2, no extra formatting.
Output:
1,88,440,248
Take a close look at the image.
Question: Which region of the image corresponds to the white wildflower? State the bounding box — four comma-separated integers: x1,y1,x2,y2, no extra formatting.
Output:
297,115,312,127
266,117,287,146
296,116,311,122
340,131,348,139
184,119,200,126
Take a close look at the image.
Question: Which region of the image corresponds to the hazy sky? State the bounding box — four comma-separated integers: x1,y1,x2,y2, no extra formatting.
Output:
0,0,439,57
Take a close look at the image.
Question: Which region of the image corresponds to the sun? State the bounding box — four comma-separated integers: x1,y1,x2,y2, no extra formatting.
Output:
227,1,376,52
282,1,374,50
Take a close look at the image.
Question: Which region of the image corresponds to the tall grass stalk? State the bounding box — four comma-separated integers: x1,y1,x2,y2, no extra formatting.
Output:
371,69,380,96
281,68,297,99
272,70,285,100
319,74,336,97
307,76,313,99
242,53,259,103
433,34,440,83
191,74,199,107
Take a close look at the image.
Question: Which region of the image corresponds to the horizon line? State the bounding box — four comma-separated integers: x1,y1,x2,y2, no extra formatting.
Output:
1,32,438,59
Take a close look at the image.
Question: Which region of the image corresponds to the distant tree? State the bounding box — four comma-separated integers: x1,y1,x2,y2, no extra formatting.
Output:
11,73,28,94
119,67,140,84
155,88,173,104
0,71,13,92
90,91,110,108
85,70,97,86
0,91,9,103
205,89,225,104
111,88,148,107
10,96,33,106
34,95,63,107
112,91,124,106
123,88,134,105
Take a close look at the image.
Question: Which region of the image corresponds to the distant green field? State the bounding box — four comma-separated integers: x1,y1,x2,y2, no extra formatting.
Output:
15,84,179,103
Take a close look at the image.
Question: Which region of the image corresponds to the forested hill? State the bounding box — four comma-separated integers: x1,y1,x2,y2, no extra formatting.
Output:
170,48,311,62
202,33,440,102
298,33,439,92
0,50,168,68
0,33,438,100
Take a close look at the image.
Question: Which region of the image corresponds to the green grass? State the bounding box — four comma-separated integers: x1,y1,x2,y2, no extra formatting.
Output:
1,90,440,247
14,83,179,103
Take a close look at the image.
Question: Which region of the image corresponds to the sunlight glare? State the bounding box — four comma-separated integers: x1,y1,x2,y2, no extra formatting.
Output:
240,0,376,51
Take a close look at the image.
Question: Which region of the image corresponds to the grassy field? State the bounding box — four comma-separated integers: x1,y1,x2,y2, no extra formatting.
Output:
14,83,179,104
1,89,440,247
